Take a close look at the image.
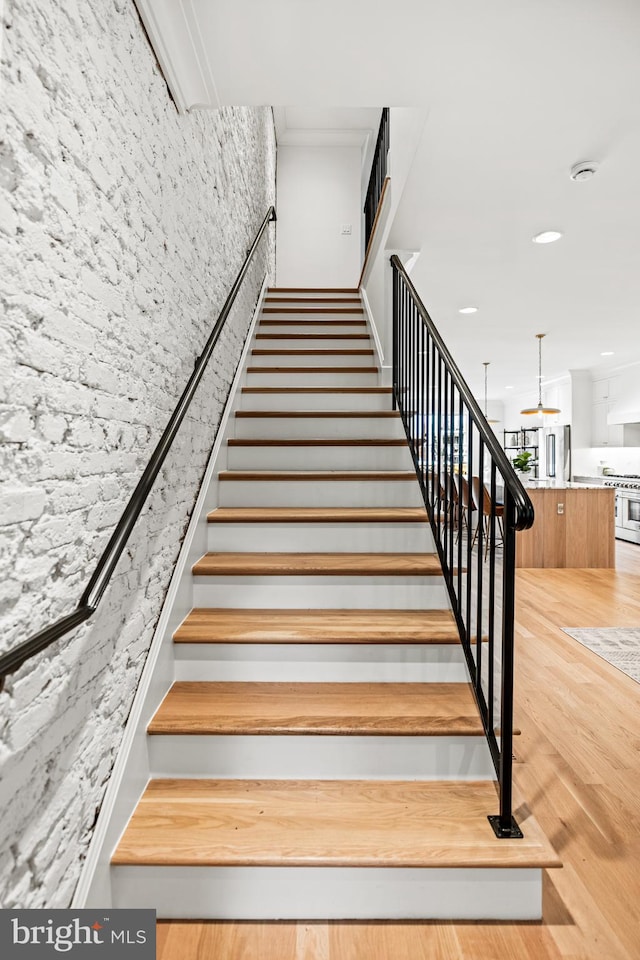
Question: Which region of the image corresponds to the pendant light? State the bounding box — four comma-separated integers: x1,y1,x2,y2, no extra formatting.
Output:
482,362,499,424
520,333,560,416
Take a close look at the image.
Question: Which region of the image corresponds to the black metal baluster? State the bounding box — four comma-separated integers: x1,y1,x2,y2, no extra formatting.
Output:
465,412,474,658
364,108,390,249
418,308,425,492
392,265,398,410
457,391,464,613
488,460,497,735
476,440,485,700
448,374,455,580
431,338,439,527
413,301,417,453
488,491,522,839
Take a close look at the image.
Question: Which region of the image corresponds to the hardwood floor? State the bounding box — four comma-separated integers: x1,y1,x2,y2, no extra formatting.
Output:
157,540,640,959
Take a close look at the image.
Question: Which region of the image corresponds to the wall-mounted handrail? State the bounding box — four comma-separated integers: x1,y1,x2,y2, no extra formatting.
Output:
0,206,276,690
364,108,389,251
390,254,534,838
358,175,390,288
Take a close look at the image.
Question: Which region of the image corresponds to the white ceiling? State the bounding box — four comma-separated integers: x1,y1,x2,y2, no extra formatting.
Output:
137,0,640,401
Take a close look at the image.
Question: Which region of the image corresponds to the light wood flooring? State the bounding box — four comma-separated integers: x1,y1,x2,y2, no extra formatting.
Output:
158,539,640,959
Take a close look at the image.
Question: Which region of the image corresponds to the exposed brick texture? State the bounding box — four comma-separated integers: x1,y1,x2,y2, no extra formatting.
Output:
0,0,276,906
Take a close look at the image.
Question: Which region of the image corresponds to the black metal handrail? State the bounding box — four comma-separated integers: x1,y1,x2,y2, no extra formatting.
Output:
0,206,276,689
391,254,534,838
364,108,389,250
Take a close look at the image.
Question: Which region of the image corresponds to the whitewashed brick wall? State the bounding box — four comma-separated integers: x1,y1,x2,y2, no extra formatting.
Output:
0,0,276,906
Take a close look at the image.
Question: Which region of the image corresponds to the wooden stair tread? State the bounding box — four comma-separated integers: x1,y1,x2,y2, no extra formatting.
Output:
235,410,399,418
218,470,417,481
148,681,483,736
241,386,393,394
265,297,361,304
173,608,460,644
111,778,561,868
252,348,373,354
192,553,443,576
207,507,428,523
262,307,364,315
255,333,370,340
259,319,367,326
246,366,378,374
227,438,407,447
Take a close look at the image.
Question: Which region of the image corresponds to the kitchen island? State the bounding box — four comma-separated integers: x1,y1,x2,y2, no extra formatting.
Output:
516,485,615,568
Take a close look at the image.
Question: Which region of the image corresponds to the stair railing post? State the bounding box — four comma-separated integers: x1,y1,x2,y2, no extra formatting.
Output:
487,489,523,839
392,261,398,410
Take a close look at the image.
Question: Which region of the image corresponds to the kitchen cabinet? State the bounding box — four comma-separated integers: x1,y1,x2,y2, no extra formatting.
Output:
593,376,618,402
592,376,623,446
591,401,624,447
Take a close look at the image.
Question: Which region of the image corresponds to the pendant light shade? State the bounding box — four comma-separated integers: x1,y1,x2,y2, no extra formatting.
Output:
520,334,561,416
483,362,499,424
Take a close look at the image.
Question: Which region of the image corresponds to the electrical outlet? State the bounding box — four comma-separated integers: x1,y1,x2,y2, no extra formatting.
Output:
341,224,352,235
557,502,564,515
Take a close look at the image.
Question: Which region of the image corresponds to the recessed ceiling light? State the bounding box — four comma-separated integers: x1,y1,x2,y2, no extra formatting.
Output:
601,351,614,356
505,385,514,390
532,230,563,244
458,306,478,314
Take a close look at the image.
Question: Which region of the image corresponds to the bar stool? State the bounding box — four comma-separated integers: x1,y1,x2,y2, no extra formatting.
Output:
452,473,477,542
472,476,505,559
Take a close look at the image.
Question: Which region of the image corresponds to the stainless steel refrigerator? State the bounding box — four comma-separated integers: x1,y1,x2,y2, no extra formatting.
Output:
539,425,571,482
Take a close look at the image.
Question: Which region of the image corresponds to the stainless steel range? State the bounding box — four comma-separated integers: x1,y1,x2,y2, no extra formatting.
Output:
603,475,640,544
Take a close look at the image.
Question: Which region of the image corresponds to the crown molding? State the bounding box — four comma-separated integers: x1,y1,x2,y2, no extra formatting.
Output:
135,0,220,112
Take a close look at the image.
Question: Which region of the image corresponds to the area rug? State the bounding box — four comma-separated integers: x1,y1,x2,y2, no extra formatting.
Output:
561,627,640,683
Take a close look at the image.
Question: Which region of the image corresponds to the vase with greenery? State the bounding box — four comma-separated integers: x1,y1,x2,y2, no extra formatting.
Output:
512,450,534,474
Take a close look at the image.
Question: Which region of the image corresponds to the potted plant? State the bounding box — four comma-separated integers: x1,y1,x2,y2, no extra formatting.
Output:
512,450,534,477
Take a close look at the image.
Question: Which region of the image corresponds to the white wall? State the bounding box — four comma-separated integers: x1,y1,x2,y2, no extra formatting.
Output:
276,146,362,287
0,0,275,908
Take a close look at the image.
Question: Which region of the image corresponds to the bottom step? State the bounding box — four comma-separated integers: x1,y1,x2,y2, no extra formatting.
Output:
111,779,560,919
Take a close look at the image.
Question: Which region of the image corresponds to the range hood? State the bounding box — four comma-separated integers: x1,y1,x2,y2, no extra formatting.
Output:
607,410,640,425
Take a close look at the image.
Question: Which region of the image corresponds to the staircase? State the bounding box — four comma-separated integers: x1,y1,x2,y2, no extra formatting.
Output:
110,288,559,919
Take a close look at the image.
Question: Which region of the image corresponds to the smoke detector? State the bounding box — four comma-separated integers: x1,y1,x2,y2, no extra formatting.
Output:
569,161,598,182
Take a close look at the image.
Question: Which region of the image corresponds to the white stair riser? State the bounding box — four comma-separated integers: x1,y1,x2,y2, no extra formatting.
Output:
218,479,424,507
250,352,375,368
192,577,449,609
207,521,434,552
254,337,370,350
246,370,379,387
258,323,368,336
234,417,403,439
111,866,542,920
147,735,494,780
227,446,413,471
174,643,468,683
240,391,392,411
